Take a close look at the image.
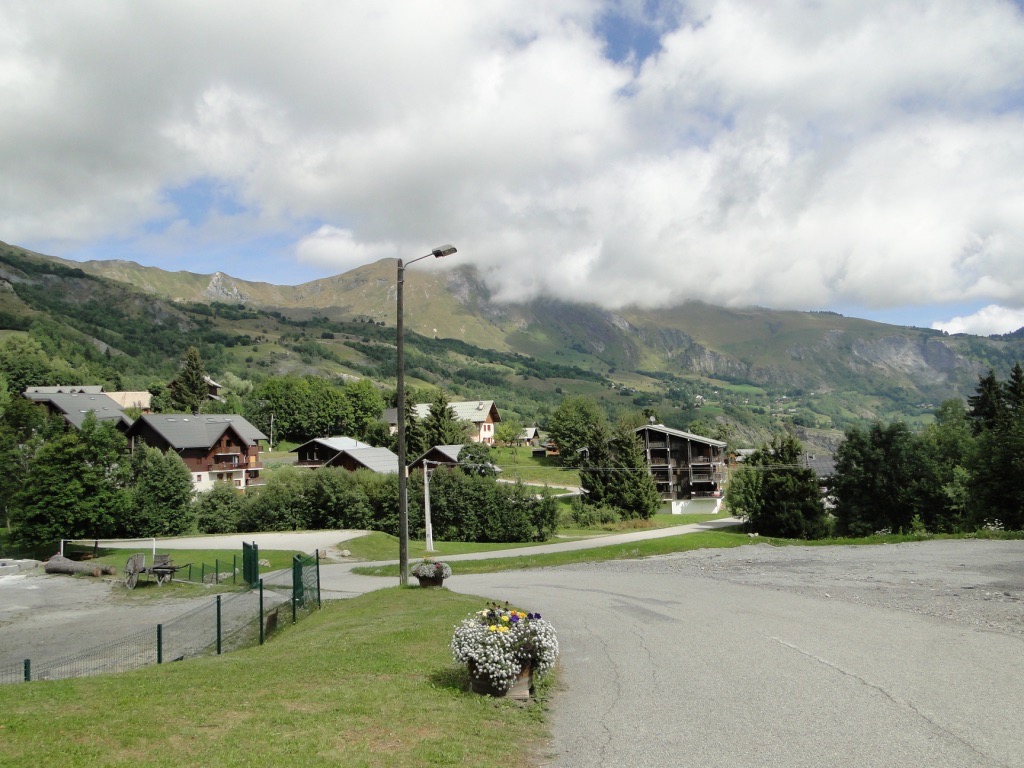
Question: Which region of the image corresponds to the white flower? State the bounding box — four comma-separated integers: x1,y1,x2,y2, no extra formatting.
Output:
451,605,559,694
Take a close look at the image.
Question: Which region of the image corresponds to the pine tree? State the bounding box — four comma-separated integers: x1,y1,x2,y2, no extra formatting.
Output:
967,369,1005,434
1004,362,1024,415
172,346,208,414
423,390,467,447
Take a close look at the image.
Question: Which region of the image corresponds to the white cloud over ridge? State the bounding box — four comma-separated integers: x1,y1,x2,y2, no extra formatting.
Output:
1,1,1023,331
933,305,1024,337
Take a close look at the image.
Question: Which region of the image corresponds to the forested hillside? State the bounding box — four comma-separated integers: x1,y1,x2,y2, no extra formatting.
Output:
3,240,1024,453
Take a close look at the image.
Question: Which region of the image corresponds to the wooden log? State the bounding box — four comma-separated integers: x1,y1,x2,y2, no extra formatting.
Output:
45,555,102,577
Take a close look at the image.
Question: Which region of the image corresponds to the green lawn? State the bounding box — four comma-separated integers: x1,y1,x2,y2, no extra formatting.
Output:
491,446,580,486
342,532,572,562
353,528,753,577
0,589,550,768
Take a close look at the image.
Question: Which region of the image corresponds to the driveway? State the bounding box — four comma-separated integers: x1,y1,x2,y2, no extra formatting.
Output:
446,540,1024,768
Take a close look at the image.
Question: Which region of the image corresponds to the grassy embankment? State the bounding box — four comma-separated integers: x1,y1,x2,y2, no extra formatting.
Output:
0,588,550,768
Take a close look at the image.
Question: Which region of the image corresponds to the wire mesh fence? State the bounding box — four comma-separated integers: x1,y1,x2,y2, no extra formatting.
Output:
0,551,322,684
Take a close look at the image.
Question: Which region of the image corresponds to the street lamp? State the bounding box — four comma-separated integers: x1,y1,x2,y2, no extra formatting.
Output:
397,244,457,585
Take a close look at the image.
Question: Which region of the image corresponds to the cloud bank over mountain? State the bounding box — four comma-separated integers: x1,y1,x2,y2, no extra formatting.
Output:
1,1,1023,334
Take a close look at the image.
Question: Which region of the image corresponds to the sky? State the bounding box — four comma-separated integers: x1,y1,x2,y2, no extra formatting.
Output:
2,0,1024,336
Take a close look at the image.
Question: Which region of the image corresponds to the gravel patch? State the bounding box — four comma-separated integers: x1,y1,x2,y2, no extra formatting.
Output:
559,539,1024,636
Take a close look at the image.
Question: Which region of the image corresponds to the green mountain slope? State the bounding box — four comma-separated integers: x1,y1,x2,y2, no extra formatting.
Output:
4,239,1024,452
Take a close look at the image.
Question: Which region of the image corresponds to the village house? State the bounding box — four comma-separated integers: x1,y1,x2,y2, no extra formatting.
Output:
291,436,398,474
23,387,134,432
126,414,267,491
635,423,727,502
384,400,502,445
408,444,463,471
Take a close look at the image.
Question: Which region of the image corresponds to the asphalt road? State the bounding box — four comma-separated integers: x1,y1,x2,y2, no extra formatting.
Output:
446,541,1024,768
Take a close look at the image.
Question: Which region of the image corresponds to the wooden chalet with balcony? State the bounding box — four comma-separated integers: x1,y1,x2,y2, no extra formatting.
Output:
635,424,727,501
126,414,267,491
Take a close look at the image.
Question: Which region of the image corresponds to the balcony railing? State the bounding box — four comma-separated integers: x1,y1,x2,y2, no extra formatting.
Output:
206,458,263,472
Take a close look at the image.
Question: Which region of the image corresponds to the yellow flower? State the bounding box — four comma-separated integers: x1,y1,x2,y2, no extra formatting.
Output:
488,625,498,632
501,615,510,622
498,626,509,633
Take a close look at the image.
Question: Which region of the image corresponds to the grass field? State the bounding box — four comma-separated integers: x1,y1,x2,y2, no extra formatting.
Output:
58,545,303,598
352,528,754,577
491,446,580,486
0,588,551,768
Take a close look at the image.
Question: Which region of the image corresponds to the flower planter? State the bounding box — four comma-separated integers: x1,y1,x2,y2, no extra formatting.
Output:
452,603,558,704
468,661,533,700
410,560,452,587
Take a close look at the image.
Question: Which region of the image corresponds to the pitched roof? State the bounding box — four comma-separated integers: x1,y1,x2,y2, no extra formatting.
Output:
635,423,728,448
23,390,132,430
290,436,372,454
24,385,104,395
415,400,500,424
803,454,837,479
106,391,153,410
330,446,399,474
129,414,267,449
386,400,501,425
411,444,464,466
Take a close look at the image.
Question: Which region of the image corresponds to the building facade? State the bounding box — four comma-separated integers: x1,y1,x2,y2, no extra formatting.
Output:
635,424,727,500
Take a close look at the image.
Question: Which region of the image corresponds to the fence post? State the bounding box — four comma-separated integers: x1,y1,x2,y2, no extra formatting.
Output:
215,559,219,585
216,595,222,655
315,549,322,609
292,554,304,611
243,541,259,587
157,624,163,664
202,562,206,584
188,563,193,583
258,579,265,646
23,659,30,683
233,554,237,584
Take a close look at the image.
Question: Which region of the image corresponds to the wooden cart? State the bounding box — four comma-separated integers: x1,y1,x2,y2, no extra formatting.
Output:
124,553,188,589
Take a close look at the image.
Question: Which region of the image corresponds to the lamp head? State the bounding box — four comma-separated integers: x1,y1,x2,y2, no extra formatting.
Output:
431,244,457,258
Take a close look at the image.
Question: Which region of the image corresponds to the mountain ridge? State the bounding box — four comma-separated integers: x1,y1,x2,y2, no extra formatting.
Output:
4,239,1023,452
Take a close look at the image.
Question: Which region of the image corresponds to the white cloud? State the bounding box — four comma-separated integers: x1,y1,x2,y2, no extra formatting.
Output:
295,227,395,273
933,305,1024,336
1,0,1023,325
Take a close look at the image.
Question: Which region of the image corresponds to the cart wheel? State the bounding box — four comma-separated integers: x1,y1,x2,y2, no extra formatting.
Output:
124,566,139,590
156,572,171,586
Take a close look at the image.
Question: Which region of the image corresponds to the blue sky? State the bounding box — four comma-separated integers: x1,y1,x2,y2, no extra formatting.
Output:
2,0,1024,335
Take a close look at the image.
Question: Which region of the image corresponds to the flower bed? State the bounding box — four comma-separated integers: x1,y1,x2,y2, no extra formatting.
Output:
451,602,559,696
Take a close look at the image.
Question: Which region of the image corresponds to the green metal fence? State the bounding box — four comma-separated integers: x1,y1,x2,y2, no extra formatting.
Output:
0,548,322,685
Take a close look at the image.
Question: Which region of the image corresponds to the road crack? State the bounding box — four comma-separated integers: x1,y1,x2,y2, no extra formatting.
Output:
768,636,1011,768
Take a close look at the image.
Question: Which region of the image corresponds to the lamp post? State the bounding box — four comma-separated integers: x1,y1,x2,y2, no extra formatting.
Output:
397,244,457,586
423,460,437,553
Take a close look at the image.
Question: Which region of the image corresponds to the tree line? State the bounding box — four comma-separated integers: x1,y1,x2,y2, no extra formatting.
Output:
729,364,1024,538
0,400,558,554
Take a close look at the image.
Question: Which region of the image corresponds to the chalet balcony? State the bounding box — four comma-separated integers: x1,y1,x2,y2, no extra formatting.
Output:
207,455,263,472
689,465,725,484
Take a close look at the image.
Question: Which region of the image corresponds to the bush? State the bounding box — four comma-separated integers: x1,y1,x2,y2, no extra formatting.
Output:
569,500,620,528
195,483,245,534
